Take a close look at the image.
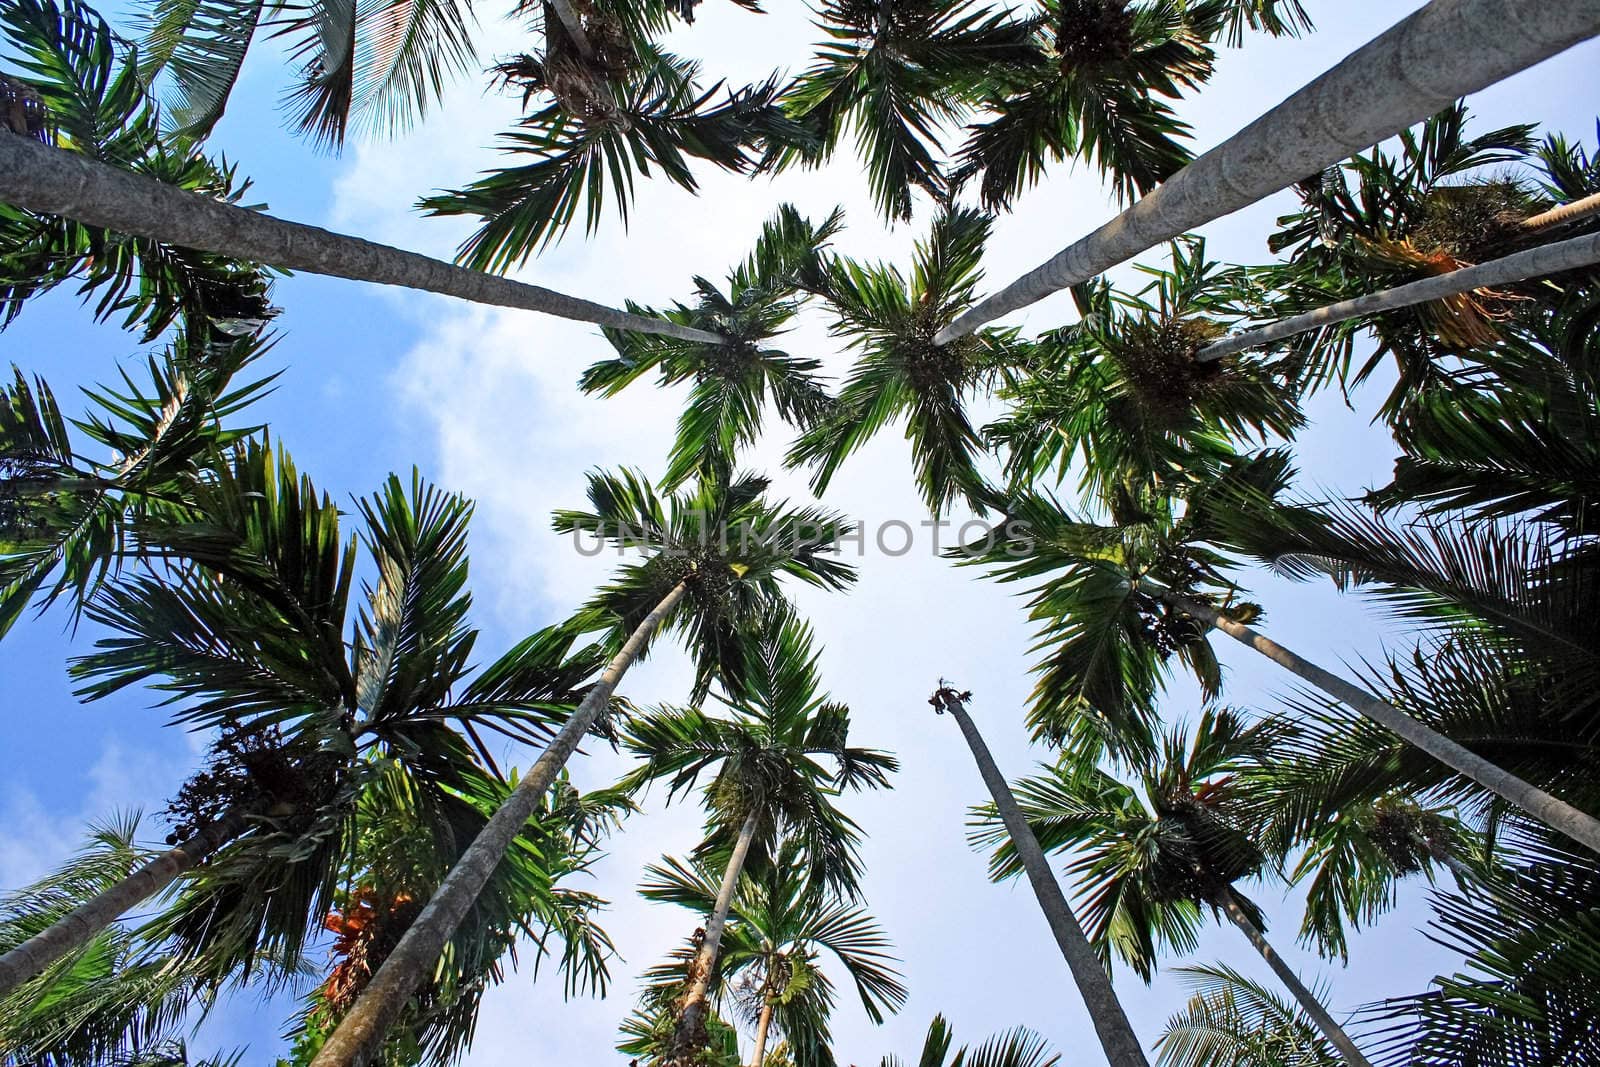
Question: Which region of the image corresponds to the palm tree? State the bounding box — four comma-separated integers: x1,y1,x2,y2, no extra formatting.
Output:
785,206,1032,515
1254,105,1598,411
972,708,1373,1067
0,816,231,1064
0,0,276,340
0,129,723,344
983,239,1301,506
581,203,842,489
1209,492,1600,854
774,0,1036,221
309,467,856,1067
0,334,272,640
961,460,1600,852
934,1,1600,344
957,452,1292,762
285,772,630,1065
1196,230,1600,365
0,447,601,995
620,615,897,1064
1365,827,1600,1067
952,0,1224,211
634,838,907,1067
930,686,1149,1067
1245,744,1482,963
1155,963,1342,1067
418,41,808,266
1367,286,1599,539
879,1014,1059,1067
135,0,474,145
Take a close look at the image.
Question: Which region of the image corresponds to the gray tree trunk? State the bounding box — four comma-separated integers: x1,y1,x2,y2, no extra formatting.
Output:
1150,586,1600,855
748,997,774,1067
675,809,761,1061
1197,231,1600,361
935,689,1150,1067
0,809,247,996
1215,887,1373,1067
0,136,722,346
310,580,690,1067
935,0,1600,343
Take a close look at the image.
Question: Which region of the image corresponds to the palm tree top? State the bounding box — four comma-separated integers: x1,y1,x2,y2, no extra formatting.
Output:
621,612,897,897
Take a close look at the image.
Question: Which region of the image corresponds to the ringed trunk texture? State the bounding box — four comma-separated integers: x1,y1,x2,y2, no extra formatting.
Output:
1522,189,1600,232
1216,888,1373,1067
748,997,774,1067
1197,230,1600,362
674,809,761,1060
310,581,690,1067
1151,586,1600,856
0,808,247,996
939,692,1150,1067
0,137,723,346
935,0,1600,343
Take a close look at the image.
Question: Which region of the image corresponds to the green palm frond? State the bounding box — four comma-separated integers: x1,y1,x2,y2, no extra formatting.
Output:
0,0,278,339
583,203,844,490
786,206,1030,514
1156,962,1339,1067
422,49,809,267
555,467,856,702
779,0,1035,221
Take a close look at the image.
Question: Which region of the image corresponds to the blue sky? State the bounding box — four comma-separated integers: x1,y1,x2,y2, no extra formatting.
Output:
2,2,1598,1063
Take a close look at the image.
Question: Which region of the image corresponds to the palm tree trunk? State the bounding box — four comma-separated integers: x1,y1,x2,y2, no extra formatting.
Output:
934,0,1600,344
0,137,723,346
547,0,594,59
1196,231,1600,362
1523,190,1600,232
675,809,760,1060
0,808,246,996
1214,887,1372,1067
748,997,774,1067
1148,586,1600,855
936,690,1150,1067
310,580,690,1067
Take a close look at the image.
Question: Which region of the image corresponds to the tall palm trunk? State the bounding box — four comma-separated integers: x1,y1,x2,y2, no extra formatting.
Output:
1214,887,1372,1067
310,581,690,1067
1148,586,1600,855
933,689,1150,1067
674,809,761,1061
0,809,246,996
1196,231,1600,361
934,0,1600,343
0,137,721,346
748,996,774,1067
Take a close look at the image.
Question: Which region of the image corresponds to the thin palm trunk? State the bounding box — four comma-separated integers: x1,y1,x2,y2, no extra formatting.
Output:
935,689,1150,1067
0,809,247,996
675,809,761,1060
1196,231,1600,361
0,137,722,346
310,580,690,1067
748,997,774,1067
934,0,1600,343
1148,585,1600,855
1523,189,1600,232
547,0,594,59
1215,887,1372,1067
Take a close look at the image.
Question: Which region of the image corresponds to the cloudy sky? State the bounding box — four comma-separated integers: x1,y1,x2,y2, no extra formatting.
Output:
3,2,1597,1063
